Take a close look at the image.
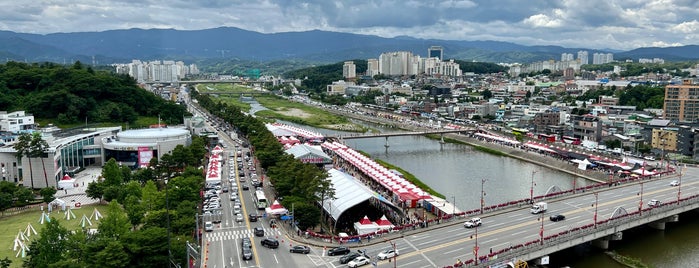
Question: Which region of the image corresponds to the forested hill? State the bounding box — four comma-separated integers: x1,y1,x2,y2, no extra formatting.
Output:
0,61,187,125
453,60,509,74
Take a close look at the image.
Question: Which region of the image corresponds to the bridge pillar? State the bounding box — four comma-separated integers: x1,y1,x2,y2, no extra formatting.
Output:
666,214,679,223
648,221,666,230
610,232,623,241
591,237,609,250
384,137,390,148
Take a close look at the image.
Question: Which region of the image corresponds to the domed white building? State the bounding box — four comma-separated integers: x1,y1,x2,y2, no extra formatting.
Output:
102,127,191,168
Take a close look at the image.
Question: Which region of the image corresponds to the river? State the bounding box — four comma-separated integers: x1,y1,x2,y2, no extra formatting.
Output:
248,101,699,267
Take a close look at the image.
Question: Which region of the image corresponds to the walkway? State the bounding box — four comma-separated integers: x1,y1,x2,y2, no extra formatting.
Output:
54,165,103,206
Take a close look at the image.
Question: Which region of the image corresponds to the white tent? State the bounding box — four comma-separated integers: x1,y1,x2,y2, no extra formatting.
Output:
49,199,66,211
353,215,379,235
57,174,76,190
265,200,288,215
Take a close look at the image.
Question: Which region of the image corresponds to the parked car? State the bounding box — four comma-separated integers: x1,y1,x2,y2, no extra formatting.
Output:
289,245,311,254
242,185,249,191
235,213,244,222
339,252,362,264
670,180,680,186
327,246,350,256
347,256,370,267
261,237,279,248
377,249,399,260
463,217,482,228
254,227,264,237
549,214,566,222
204,221,213,232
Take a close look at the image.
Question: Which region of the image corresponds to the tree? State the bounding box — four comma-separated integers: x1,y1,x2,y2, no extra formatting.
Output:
29,132,50,188
39,187,56,204
124,195,145,229
13,133,34,188
0,192,13,216
24,218,70,268
293,202,321,231
98,201,131,239
481,89,493,100
85,181,105,203
14,186,34,206
0,257,11,268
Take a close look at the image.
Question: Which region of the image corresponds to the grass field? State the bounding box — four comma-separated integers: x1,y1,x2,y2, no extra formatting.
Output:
255,95,366,132
0,204,110,267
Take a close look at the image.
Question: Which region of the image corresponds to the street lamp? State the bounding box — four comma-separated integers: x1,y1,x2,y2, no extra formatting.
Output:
530,170,538,203
480,179,487,214
539,211,544,245
638,182,644,215
593,192,598,229
473,225,480,265
678,165,684,202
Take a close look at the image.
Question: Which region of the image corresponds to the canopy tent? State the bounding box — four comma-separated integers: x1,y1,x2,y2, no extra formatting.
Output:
375,215,395,232
285,144,332,164
265,200,288,215
353,215,379,235
58,175,76,190
320,169,399,221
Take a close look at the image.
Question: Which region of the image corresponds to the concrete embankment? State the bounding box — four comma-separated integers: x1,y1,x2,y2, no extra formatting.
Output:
332,109,608,183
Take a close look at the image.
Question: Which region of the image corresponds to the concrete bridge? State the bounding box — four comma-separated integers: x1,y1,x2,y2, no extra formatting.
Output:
328,128,476,148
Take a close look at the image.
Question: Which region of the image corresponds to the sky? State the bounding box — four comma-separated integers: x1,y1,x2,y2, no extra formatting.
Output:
1,0,698,50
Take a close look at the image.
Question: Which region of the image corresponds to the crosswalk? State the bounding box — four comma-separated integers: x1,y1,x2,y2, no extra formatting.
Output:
205,227,283,242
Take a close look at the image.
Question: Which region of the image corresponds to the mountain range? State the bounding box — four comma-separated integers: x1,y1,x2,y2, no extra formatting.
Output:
1,27,698,64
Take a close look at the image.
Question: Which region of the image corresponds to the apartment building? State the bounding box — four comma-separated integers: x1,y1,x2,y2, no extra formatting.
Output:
664,79,699,123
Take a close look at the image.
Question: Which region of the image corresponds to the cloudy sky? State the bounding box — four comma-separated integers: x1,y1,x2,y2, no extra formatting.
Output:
1,0,698,50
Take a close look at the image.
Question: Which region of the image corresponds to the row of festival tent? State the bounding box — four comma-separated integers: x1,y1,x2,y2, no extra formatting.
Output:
271,123,324,140
322,141,432,199
205,145,224,182
442,192,699,267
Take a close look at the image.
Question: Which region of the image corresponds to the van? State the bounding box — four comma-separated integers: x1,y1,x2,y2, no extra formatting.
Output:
648,199,661,207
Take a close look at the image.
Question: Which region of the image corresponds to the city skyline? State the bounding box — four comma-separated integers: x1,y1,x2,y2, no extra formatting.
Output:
0,1,697,51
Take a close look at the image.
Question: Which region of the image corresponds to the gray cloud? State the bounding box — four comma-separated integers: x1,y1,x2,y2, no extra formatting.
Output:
0,0,697,50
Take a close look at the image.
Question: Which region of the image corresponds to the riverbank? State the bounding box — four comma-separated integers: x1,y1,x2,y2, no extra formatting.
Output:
255,95,367,132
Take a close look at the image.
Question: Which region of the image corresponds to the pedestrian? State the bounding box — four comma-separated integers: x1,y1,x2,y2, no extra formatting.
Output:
64,189,67,194
367,236,371,243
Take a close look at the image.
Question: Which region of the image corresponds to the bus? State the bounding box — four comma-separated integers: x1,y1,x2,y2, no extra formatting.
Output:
254,190,267,210
511,127,529,136
562,136,582,145
538,134,556,143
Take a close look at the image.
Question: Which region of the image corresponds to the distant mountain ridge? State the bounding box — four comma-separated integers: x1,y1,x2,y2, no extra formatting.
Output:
0,27,698,64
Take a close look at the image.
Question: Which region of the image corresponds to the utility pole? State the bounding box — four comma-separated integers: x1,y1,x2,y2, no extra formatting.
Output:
530,170,538,203
639,182,644,215
452,195,456,217
678,165,685,202
539,211,544,245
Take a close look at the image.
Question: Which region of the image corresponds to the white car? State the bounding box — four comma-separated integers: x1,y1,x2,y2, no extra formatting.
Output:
377,249,399,260
235,213,244,222
463,217,482,228
347,256,370,267
204,221,214,232
669,180,680,186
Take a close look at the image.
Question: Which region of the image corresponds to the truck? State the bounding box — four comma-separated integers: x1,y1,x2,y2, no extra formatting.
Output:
530,202,548,214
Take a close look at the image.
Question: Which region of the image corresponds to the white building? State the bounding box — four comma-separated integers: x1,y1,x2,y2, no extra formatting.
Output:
343,61,356,79
379,51,417,76
0,111,34,133
577,51,589,65
592,53,614,64
561,53,574,62
366,59,379,77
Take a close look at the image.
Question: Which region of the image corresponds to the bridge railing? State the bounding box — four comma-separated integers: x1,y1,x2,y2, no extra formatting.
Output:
466,193,699,267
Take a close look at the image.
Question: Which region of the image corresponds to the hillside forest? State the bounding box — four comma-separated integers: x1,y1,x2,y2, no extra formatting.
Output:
0,61,187,125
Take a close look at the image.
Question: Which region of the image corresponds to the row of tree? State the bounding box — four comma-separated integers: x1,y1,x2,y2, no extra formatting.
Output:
0,61,188,125
576,85,665,110
23,136,208,268
193,90,333,230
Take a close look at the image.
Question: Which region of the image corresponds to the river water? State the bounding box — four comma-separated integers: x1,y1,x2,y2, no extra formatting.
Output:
248,102,699,267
